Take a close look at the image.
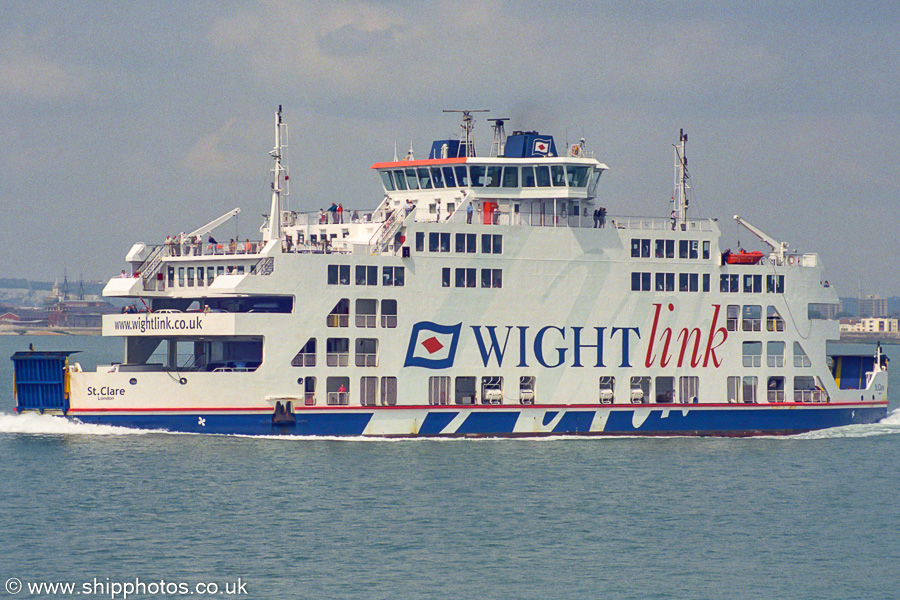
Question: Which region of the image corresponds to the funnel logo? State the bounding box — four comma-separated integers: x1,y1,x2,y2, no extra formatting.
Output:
533,138,552,155
404,321,462,369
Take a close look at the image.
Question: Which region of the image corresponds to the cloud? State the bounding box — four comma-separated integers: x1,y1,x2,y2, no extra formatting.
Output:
0,32,87,101
182,118,257,178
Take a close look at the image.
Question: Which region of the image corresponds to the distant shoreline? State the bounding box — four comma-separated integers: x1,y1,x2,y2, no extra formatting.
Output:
0,325,100,336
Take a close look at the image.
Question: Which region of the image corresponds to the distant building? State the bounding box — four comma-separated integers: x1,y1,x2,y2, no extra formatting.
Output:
809,301,841,320
858,294,888,318
840,317,898,333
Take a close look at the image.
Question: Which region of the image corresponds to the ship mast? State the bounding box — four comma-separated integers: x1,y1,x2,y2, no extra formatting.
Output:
672,129,690,225
265,105,288,242
443,109,489,157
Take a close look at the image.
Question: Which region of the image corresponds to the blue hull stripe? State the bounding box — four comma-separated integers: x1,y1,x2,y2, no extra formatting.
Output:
68,405,888,437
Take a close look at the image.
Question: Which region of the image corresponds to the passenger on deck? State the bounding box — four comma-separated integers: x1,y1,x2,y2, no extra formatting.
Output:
352,210,360,223
466,202,474,224
337,203,344,224
599,207,606,228
245,239,253,254
328,203,338,223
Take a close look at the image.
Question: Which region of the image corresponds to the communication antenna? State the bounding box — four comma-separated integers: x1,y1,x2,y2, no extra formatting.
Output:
672,129,691,225
443,109,489,157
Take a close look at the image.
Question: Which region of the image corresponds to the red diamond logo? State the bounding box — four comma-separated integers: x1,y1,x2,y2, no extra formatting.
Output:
421,336,444,354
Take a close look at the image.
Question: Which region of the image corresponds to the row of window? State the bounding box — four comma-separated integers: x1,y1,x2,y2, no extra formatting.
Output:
416,232,503,254
728,375,828,403
380,164,592,193
741,341,811,368
726,305,786,332
721,274,785,294
631,238,711,260
289,372,827,407
168,264,245,288
325,300,398,329
327,265,405,286
292,338,381,368
631,272,711,293
440,268,502,289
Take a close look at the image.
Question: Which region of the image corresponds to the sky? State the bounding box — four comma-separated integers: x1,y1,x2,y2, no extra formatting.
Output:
1,1,898,297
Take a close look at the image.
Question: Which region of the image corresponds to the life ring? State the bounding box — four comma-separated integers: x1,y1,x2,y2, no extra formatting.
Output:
787,255,795,265
571,144,580,157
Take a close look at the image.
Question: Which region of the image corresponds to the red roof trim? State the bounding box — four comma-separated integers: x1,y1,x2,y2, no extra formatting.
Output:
370,157,468,170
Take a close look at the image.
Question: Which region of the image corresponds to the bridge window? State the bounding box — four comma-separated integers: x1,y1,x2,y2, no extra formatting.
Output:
535,165,551,187
291,338,316,367
469,165,486,187
429,376,451,405
550,165,566,186
502,166,519,187
417,167,433,189
326,338,350,367
430,167,445,188
521,166,536,187
454,165,468,186
485,166,502,187
380,171,395,191
566,165,590,187
405,168,419,190
442,166,456,187
392,170,408,190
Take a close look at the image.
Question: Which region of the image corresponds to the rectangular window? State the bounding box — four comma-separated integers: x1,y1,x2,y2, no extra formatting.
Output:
550,165,566,186
642,239,651,258
665,272,675,292
186,267,195,287
655,239,665,258
325,338,350,367
766,275,785,294
665,240,675,259
744,274,763,293
380,171,395,191
355,338,378,367
656,376,675,403
482,234,502,254
383,266,404,286
689,240,699,259
767,341,785,367
679,273,689,292
485,166,502,187
454,165,468,187
455,233,476,253
535,165,551,187
521,166,535,187
393,170,408,190
178,267,185,287
442,267,451,288
441,166,456,188
726,305,740,331
429,376,451,405
415,232,424,252
727,376,741,403
327,265,350,285
501,166,518,187
702,273,710,292
381,299,397,328
430,167,445,188
381,377,397,406
356,265,378,286
742,305,762,331
355,299,376,328
689,273,698,292
455,268,476,288
360,376,378,406
429,232,439,252
632,272,642,291
679,376,699,403
702,241,710,260
481,269,502,288
631,239,640,258
469,165,485,187
197,267,204,287
742,376,758,403
742,341,762,367
679,240,689,259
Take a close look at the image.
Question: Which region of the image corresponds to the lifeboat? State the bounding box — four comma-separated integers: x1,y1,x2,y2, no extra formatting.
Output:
724,250,764,265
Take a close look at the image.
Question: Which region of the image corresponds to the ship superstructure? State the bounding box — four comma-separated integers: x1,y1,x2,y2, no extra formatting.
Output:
11,108,888,436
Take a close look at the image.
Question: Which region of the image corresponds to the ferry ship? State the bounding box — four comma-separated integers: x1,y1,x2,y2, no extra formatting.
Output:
11,108,889,436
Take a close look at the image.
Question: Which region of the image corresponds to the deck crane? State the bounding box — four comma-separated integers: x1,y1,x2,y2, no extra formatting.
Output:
733,215,789,265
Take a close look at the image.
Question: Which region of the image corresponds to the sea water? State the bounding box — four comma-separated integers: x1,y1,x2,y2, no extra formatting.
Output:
1,336,898,600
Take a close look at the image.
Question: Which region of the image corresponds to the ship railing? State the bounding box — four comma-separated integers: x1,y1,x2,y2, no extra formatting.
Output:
326,392,350,405
794,390,829,403
381,315,398,328
250,256,274,276
327,314,349,328
356,315,377,328
484,212,713,232
767,390,785,403
290,354,316,367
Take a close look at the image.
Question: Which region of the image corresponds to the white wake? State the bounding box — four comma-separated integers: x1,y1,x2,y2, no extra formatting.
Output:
0,412,154,436
787,408,900,440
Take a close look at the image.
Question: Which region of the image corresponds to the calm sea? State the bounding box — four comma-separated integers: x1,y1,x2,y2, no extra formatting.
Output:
1,335,898,600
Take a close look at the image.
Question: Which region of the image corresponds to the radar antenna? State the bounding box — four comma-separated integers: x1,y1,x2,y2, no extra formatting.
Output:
443,109,489,157
488,118,509,157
